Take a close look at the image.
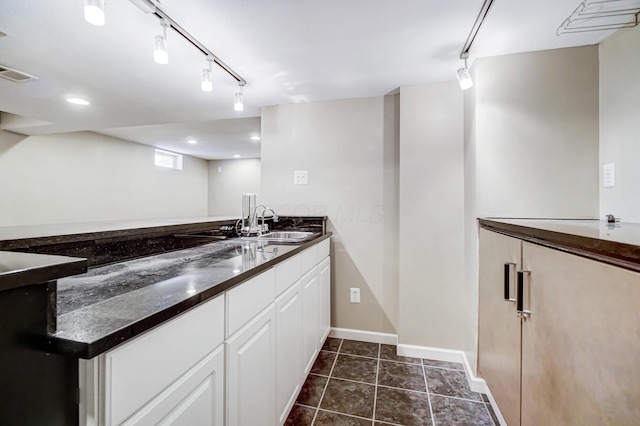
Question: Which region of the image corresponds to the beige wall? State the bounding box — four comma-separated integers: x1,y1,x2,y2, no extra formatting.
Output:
0,130,208,226
398,82,467,350
599,25,640,223
464,45,600,370
208,159,261,217
261,96,399,334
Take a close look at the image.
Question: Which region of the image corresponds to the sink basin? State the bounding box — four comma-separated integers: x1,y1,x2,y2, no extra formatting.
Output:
255,231,316,242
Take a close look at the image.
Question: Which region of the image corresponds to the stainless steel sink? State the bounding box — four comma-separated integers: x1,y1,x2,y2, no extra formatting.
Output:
255,231,315,242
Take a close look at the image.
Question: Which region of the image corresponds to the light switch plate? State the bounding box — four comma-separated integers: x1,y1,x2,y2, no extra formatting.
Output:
294,170,308,185
603,163,615,188
350,287,360,303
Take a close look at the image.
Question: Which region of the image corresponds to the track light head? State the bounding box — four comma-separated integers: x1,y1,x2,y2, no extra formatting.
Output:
84,0,105,26
234,83,245,111
154,20,170,64
201,58,213,92
456,52,473,91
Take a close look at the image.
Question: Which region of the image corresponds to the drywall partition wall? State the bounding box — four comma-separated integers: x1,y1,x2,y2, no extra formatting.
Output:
0,131,208,226
471,46,600,219
208,159,261,216
398,82,467,352
261,96,399,334
600,25,640,223
464,46,600,372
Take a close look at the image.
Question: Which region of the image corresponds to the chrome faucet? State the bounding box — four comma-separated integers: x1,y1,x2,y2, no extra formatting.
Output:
249,205,278,236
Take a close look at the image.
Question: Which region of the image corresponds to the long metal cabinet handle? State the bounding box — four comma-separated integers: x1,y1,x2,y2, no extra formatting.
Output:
517,270,531,319
503,263,516,302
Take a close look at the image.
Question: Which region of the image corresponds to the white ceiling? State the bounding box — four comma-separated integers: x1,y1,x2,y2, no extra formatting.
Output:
0,0,615,159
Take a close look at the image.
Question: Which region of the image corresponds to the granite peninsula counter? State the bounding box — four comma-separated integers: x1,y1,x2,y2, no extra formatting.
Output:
51,234,330,358
0,216,329,426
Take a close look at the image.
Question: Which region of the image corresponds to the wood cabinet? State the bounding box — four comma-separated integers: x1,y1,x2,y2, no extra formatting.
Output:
226,304,277,426
478,229,522,426
479,228,640,425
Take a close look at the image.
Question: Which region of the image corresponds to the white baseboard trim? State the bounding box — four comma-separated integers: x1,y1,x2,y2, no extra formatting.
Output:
329,327,398,345
397,343,488,394
328,328,506,425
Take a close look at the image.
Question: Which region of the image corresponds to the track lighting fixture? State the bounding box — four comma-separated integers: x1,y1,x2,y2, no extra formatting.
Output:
84,0,106,26
457,0,495,91
201,57,213,92
154,19,169,64
90,1,248,110
457,53,473,91
234,83,245,112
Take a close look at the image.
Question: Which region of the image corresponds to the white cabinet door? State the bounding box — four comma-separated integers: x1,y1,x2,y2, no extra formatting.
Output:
227,304,276,426
301,268,319,374
275,281,303,425
317,257,331,346
105,296,225,426
122,344,225,426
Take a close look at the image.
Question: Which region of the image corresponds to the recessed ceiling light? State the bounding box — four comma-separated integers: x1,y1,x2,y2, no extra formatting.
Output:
66,97,90,105
250,135,261,141
233,154,241,158
186,139,198,144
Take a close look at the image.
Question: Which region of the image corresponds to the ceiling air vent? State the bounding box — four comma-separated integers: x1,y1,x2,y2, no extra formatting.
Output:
0,65,38,83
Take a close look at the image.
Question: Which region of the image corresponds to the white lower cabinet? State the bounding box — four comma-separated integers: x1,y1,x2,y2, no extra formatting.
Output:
301,267,319,375
226,304,276,426
123,344,225,426
275,281,303,425
80,238,331,426
317,256,331,346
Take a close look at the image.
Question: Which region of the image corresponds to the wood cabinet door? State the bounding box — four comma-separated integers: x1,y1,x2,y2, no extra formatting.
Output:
478,229,522,426
521,242,640,426
275,281,303,425
227,304,276,426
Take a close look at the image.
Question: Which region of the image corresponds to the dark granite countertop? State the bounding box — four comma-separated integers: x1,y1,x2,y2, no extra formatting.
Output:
49,233,331,359
479,218,640,272
0,251,87,292
0,217,238,251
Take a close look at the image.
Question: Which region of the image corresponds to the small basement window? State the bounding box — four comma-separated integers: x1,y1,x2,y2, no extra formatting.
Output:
154,149,183,170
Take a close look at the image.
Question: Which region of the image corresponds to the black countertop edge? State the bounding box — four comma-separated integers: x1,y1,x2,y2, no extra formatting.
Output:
479,219,640,273
0,252,88,292
47,232,332,359
0,218,240,251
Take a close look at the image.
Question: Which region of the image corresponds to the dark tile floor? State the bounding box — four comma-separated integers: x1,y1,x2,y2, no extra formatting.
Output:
285,338,499,426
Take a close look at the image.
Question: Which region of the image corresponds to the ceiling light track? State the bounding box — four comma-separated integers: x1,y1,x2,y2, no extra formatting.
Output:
459,0,496,59
455,0,496,91
149,6,246,86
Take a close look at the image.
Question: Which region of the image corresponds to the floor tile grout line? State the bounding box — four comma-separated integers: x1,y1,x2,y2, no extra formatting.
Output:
311,338,343,426
372,343,381,423
482,400,498,426
315,407,390,424
428,392,487,404
422,358,436,426
422,364,465,372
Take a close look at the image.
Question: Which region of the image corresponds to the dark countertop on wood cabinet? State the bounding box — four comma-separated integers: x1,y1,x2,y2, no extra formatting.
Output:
479,218,640,273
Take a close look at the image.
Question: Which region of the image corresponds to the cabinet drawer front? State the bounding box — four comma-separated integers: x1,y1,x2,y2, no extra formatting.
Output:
106,295,225,426
226,268,276,337
122,344,224,426
299,246,318,275
316,238,330,263
275,254,301,296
